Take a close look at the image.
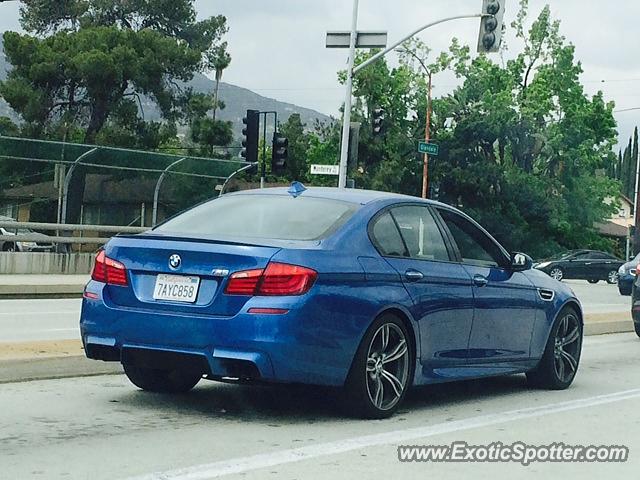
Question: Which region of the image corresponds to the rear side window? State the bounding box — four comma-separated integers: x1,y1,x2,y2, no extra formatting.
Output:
391,206,450,261
371,213,407,257
156,194,359,241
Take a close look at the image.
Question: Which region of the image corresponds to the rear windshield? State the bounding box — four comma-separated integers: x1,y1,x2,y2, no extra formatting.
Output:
155,194,359,241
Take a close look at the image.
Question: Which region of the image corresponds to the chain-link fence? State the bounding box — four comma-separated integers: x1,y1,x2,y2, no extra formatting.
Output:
0,135,250,228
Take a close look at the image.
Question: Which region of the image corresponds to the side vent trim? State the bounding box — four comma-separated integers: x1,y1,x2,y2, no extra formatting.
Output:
538,288,555,302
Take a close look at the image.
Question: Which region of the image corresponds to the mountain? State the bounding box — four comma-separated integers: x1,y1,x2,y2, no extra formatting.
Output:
0,38,331,138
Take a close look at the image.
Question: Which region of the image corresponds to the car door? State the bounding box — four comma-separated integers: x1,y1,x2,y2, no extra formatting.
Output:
563,251,590,279
369,205,475,367
436,208,540,363
587,252,618,279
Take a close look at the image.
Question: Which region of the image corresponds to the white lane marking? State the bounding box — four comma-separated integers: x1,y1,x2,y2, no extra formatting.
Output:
125,388,640,480
0,311,79,316
40,328,79,332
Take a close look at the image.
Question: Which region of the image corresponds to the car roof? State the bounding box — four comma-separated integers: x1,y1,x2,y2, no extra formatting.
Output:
225,186,444,206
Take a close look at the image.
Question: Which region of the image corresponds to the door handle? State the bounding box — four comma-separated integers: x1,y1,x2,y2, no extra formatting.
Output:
473,274,489,287
404,270,424,282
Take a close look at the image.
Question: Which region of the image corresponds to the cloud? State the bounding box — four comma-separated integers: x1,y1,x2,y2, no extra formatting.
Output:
195,0,640,146
0,0,636,145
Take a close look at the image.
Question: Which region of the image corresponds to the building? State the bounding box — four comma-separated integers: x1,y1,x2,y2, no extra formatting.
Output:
0,174,180,226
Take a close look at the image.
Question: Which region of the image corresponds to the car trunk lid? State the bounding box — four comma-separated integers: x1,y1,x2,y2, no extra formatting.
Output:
103,233,281,317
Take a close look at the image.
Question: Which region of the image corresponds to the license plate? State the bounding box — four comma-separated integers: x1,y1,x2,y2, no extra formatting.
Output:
153,274,200,303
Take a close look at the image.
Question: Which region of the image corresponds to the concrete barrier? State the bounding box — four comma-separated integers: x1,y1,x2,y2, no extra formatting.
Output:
0,252,93,275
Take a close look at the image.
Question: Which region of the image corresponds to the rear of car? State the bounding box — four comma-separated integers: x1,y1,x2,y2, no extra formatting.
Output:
80,191,365,387
618,254,639,295
632,276,640,338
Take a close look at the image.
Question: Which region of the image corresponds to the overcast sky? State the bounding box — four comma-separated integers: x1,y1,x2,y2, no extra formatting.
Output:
0,0,638,148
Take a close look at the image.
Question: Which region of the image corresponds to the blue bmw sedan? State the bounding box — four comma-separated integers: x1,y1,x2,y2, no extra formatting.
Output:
80,184,583,418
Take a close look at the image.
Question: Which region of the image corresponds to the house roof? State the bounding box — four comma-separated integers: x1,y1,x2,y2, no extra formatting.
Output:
1,174,179,204
620,194,634,207
596,221,629,238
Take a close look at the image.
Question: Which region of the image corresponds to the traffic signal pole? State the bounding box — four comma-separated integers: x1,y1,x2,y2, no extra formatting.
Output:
337,9,490,189
337,0,360,190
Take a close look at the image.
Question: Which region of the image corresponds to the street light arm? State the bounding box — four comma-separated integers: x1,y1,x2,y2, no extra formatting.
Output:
219,162,258,196
152,158,187,226
353,13,488,74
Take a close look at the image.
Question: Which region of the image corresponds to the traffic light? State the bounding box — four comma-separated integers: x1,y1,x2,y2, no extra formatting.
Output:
272,132,289,173
477,0,506,53
372,108,386,137
241,109,260,163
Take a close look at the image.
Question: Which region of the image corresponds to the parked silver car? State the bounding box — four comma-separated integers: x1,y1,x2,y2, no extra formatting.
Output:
0,216,55,252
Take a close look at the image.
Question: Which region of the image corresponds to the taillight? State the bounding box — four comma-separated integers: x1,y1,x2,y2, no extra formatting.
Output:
91,250,128,286
225,262,317,296
225,268,263,295
259,262,317,295
91,250,107,283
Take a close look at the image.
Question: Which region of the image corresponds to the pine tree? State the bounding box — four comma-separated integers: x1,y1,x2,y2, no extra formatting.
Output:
622,143,631,197
617,150,623,180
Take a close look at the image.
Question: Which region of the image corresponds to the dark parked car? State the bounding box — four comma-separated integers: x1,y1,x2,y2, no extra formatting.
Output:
534,249,624,284
81,185,584,418
618,253,640,296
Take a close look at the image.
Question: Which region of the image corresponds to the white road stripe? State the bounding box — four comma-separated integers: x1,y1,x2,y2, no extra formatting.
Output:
0,311,79,316
125,388,640,480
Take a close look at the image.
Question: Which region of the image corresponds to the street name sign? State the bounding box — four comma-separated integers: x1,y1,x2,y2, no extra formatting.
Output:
311,164,340,176
418,142,439,156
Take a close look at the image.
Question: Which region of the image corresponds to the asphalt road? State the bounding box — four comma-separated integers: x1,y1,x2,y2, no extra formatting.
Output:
0,280,632,343
0,298,81,342
1,332,639,479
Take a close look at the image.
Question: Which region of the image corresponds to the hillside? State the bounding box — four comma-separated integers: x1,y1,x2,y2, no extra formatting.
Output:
0,38,331,138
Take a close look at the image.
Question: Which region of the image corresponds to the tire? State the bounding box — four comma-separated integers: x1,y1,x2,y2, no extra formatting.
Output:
123,364,202,393
606,270,618,284
527,307,583,390
343,313,414,419
548,267,564,282
635,322,640,339
587,279,599,284
1,243,16,252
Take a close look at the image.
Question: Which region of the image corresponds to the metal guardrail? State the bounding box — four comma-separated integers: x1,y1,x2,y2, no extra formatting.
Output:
0,221,148,245
0,221,148,233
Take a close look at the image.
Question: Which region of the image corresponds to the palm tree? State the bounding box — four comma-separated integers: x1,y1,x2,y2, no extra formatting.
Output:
210,44,231,121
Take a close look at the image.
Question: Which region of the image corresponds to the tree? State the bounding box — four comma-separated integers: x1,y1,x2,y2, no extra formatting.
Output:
278,114,310,181
205,43,232,122
0,0,229,222
311,0,620,257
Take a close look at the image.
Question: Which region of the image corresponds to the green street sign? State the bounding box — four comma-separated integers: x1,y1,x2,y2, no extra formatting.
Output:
418,141,439,156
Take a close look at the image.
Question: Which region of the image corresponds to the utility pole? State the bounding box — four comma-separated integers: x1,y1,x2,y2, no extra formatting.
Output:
337,0,360,190
333,6,496,189
422,71,432,199
634,136,640,257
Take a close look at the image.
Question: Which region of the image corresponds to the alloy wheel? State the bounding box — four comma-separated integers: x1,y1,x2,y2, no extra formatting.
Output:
607,271,618,284
553,313,581,383
549,268,563,281
365,323,410,411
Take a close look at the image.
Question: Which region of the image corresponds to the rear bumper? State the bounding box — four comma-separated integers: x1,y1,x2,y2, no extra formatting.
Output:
80,281,368,387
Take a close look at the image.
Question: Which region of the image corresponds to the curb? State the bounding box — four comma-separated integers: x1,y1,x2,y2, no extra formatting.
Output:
0,284,85,299
0,356,122,384
583,312,634,336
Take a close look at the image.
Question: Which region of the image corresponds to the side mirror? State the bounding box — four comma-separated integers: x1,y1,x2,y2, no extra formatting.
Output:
511,252,533,272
